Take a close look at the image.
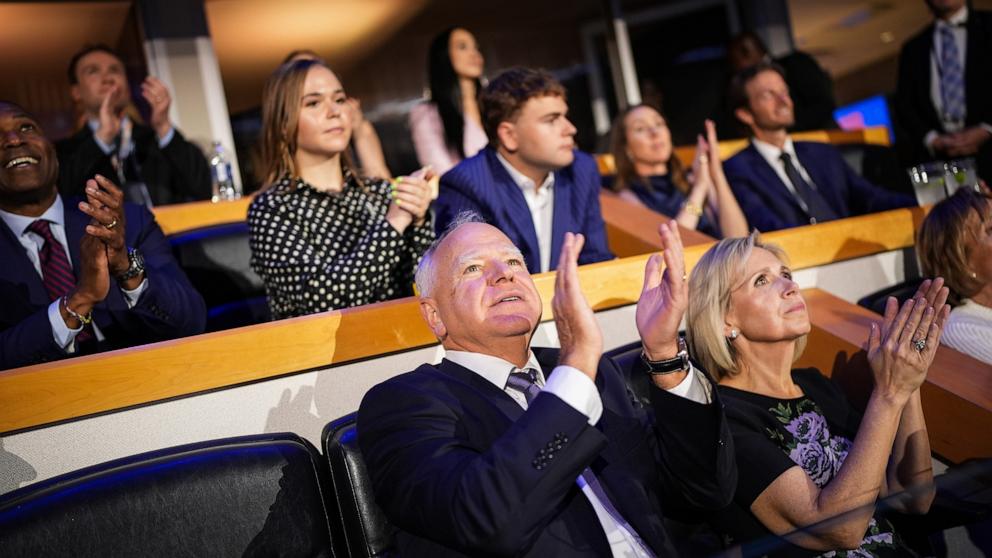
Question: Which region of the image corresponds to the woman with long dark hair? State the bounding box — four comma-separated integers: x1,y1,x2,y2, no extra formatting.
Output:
608,104,748,238
410,27,488,174
248,59,435,319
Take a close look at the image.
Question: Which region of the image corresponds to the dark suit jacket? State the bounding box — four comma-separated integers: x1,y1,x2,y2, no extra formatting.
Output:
724,142,915,232
893,10,992,175
55,123,212,206
437,147,614,273
0,198,206,370
358,348,736,557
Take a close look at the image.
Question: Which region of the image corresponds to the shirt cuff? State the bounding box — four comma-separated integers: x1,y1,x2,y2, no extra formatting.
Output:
121,277,149,308
48,299,80,353
542,365,603,426
157,127,175,149
92,134,116,155
924,130,941,156
664,364,713,404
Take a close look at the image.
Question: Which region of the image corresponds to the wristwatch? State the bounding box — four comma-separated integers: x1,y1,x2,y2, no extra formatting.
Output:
641,336,690,375
116,247,146,282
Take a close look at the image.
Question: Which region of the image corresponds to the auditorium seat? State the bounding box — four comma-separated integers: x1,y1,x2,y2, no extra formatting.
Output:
0,433,339,557
322,412,396,558
169,222,271,331
836,142,914,197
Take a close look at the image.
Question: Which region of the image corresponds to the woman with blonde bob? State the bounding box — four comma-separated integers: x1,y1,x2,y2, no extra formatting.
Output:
248,59,435,319
687,232,948,556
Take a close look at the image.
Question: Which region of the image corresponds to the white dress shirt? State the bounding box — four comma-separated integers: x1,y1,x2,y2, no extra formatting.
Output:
751,137,821,214
444,348,712,558
494,152,556,272
0,195,147,353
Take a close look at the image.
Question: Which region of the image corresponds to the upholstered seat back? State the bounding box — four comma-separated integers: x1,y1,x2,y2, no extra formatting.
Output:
322,413,397,558
0,433,337,557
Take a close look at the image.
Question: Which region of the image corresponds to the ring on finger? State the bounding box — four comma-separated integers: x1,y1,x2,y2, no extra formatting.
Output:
912,338,926,352
105,218,119,230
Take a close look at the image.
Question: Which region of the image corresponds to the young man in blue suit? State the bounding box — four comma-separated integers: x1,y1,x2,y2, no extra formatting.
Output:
436,67,614,273
0,101,205,370
359,214,735,556
724,62,914,232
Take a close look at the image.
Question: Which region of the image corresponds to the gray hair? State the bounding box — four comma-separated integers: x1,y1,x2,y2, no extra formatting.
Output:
415,210,487,297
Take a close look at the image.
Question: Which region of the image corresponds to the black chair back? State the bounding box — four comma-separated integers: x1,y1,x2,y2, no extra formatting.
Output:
322,412,397,558
169,222,271,331
0,433,338,557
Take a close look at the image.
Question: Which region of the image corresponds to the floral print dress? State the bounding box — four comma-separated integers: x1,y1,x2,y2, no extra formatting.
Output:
716,369,915,557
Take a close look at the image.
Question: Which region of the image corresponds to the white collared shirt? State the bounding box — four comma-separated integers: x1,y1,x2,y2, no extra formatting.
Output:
494,152,556,272
751,137,819,213
443,348,710,558
0,195,147,353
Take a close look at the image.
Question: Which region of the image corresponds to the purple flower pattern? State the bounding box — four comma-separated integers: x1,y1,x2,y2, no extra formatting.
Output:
767,400,895,557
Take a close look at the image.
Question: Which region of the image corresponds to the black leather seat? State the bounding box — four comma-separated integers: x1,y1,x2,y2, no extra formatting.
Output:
0,433,338,557
322,413,396,558
857,278,925,316
169,222,271,331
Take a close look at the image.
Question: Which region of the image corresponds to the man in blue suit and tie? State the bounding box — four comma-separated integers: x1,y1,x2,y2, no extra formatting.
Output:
359,215,735,556
0,101,205,370
723,62,914,232
436,67,614,273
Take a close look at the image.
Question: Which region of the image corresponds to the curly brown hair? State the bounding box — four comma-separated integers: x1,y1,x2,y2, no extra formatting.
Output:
480,67,566,149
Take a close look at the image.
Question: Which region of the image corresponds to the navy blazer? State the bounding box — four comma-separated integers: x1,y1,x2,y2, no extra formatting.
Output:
724,142,914,232
893,10,992,173
0,198,206,370
437,147,614,273
358,348,736,557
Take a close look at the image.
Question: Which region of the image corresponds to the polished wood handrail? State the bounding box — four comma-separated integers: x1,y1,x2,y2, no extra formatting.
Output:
599,190,715,258
151,197,252,236
0,207,926,434
595,125,891,176
798,288,992,463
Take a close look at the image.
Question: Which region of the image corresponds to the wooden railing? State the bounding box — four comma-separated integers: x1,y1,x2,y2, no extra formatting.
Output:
0,207,925,434
798,289,992,463
151,197,251,236
595,126,891,177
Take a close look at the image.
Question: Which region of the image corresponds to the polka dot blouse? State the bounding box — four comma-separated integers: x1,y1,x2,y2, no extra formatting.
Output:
247,171,435,320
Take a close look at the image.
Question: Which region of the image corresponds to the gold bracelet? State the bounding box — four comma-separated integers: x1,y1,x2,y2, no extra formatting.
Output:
682,201,703,217
61,295,93,325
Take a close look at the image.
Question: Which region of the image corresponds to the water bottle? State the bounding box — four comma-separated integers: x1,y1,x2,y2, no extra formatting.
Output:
210,141,240,201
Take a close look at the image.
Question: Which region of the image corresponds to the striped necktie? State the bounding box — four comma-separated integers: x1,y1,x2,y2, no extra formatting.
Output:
27,220,93,342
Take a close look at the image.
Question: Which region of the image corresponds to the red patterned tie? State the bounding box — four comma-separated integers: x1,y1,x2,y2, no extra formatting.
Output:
27,220,93,343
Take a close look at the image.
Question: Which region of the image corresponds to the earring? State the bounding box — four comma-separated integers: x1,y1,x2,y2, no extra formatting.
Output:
971,271,979,279
727,329,738,341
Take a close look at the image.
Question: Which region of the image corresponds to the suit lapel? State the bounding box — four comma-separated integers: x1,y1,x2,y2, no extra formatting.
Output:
437,358,525,424
745,144,807,215
0,218,49,306
794,143,844,212
549,169,570,270
485,150,541,270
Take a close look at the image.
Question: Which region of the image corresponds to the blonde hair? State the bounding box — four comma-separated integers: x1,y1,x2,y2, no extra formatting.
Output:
254,58,357,188
687,231,807,381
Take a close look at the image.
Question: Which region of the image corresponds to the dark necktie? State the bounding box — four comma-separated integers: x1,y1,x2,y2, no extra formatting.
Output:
506,369,542,405
27,220,93,343
505,367,655,556
779,152,838,225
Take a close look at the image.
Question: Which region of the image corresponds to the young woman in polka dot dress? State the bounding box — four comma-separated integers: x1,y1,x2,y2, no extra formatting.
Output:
249,59,435,319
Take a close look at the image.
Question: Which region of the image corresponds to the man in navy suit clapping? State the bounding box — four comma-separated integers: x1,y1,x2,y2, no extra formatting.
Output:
436,67,614,273
724,62,913,232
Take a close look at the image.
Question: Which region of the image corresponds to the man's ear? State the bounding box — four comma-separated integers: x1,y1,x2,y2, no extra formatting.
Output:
70,85,81,104
496,121,518,153
734,107,754,129
419,298,447,340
